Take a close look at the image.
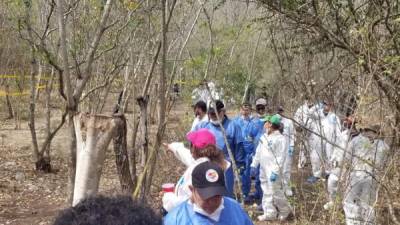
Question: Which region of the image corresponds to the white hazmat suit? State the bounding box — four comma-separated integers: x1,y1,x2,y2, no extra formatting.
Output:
293,102,311,168
294,102,312,126
251,130,291,221
307,106,341,178
324,128,351,210
343,134,389,225
279,116,296,196
191,82,221,108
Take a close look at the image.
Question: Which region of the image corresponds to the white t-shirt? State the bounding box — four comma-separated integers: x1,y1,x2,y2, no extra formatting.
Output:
162,142,230,212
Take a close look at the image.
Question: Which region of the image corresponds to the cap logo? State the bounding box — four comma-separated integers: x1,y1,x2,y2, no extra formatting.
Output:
205,169,219,183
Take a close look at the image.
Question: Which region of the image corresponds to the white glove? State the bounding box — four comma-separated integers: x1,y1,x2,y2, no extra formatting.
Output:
162,192,177,212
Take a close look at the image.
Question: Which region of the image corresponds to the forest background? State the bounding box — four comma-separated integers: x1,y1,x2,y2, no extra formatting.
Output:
0,0,399,224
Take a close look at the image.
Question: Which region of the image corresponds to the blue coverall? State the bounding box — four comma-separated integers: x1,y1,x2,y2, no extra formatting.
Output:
233,116,259,198
164,197,254,225
196,116,245,198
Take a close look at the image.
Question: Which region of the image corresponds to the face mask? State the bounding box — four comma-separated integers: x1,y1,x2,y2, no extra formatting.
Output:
192,199,224,221
210,120,220,125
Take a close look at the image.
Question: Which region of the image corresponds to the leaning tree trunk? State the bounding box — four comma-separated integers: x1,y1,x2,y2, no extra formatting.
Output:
72,113,124,206
113,113,135,193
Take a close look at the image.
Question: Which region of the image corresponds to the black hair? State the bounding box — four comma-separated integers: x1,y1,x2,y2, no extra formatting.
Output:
53,195,162,225
242,102,251,107
194,100,207,113
256,105,265,110
215,100,224,111
271,123,280,130
208,100,225,114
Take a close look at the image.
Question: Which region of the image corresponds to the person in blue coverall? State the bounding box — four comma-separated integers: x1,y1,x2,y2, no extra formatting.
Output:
233,102,259,203
250,97,269,202
195,100,245,198
164,161,253,225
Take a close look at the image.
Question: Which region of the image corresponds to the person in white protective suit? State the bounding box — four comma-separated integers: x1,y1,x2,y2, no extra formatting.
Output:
342,124,389,225
276,106,296,197
324,116,356,210
306,100,341,184
191,81,221,108
250,115,291,221
192,83,208,104
293,99,314,168
162,128,230,213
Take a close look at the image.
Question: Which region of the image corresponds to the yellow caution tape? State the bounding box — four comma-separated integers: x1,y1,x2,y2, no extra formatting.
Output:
0,84,59,97
1,74,202,85
0,74,54,80
0,90,30,97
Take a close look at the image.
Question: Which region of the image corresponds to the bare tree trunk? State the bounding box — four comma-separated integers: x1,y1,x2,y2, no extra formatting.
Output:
35,61,42,99
56,0,76,203
149,83,158,124
14,105,20,130
44,68,55,159
130,44,162,186
5,83,14,119
113,114,135,193
129,82,139,184
68,117,77,203
72,113,121,206
29,63,40,163
133,0,177,199
24,0,40,165
34,68,56,173
129,118,139,185
242,30,262,104
144,0,168,195
137,96,149,166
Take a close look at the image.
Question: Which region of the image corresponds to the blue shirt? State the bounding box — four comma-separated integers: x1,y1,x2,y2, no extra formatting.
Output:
196,116,245,166
233,116,259,155
164,197,254,225
253,116,266,148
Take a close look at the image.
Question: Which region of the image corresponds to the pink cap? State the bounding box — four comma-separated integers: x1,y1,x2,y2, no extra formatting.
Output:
186,128,216,149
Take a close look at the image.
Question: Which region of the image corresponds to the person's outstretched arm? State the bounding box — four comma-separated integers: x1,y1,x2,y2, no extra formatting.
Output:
164,142,194,167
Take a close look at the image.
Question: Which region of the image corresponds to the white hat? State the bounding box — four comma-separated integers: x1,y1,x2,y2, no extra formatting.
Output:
256,98,267,106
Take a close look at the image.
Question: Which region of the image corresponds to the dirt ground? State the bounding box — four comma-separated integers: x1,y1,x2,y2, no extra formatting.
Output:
0,100,357,225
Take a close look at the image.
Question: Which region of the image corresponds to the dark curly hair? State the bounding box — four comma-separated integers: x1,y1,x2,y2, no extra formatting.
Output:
53,195,161,225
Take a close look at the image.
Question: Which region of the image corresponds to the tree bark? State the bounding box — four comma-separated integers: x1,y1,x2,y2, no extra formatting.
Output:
144,0,168,194
5,84,14,119
137,96,149,167
72,113,120,206
56,0,76,203
24,0,40,167
113,113,135,193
